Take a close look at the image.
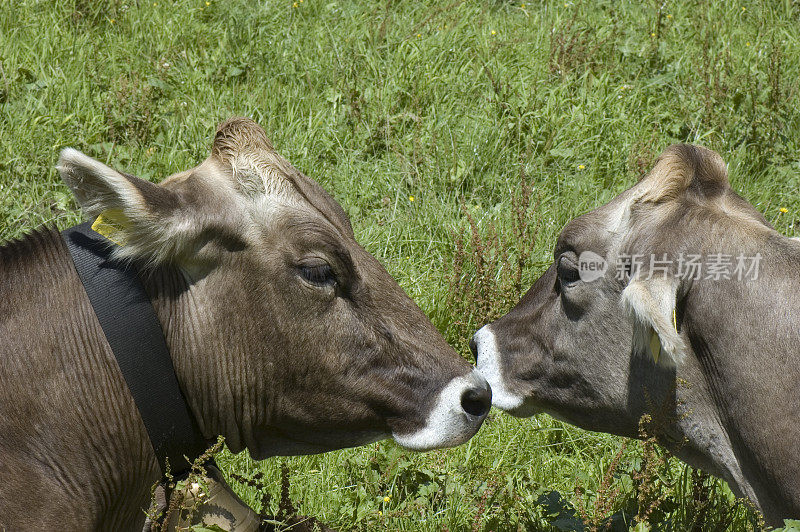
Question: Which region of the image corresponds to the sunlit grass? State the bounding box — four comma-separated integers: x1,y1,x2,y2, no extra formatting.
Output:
2,0,798,529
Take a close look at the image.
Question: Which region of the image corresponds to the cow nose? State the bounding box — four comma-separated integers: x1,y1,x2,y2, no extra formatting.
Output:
469,334,479,363
460,382,491,418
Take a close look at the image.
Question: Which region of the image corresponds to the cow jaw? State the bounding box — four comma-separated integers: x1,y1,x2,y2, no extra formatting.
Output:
391,369,491,450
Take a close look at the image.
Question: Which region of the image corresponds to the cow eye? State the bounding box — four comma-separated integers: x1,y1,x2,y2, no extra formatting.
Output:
557,254,581,286
299,262,336,287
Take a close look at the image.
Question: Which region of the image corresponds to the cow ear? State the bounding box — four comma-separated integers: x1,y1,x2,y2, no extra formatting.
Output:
57,148,196,265
621,275,686,366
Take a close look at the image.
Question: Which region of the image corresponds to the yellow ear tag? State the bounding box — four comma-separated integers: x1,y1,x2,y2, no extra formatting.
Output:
91,209,128,247
649,328,661,364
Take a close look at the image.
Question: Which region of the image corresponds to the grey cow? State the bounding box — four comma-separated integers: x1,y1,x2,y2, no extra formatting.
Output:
474,144,800,524
0,117,490,529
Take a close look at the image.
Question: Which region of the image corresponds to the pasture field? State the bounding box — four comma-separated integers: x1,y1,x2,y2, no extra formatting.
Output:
2,0,799,529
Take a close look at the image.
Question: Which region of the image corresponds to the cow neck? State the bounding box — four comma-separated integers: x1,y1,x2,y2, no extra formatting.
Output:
141,262,264,456
61,222,208,475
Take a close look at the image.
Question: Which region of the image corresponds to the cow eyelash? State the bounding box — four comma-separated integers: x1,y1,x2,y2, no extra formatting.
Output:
557,255,581,286
299,263,336,286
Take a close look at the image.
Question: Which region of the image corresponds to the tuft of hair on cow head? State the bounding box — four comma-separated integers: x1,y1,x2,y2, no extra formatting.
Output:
636,143,730,205
210,117,354,238
631,143,772,234
212,116,275,158
621,274,687,366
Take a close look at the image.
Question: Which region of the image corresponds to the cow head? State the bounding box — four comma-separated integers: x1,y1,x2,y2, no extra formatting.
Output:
57,117,490,457
473,144,771,436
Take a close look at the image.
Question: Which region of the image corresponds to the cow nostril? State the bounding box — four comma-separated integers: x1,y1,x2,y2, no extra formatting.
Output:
460,386,491,418
469,335,478,363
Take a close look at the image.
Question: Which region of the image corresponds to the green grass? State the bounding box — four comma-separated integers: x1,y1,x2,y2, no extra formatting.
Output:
2,0,799,529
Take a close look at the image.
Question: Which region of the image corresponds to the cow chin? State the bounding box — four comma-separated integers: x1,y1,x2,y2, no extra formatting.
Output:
473,326,527,412
505,399,542,418
391,369,491,451
251,427,388,459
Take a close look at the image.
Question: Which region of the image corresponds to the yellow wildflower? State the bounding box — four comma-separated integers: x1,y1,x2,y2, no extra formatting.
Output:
206,1,210,4
666,14,672,19
578,164,585,170
384,496,391,502
491,30,496,35
651,32,656,37
110,18,115,23
780,207,788,213
409,195,415,202
378,511,383,516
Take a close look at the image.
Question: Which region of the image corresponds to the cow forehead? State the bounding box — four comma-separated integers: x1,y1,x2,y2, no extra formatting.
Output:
556,191,636,255
557,180,771,260
244,188,355,253
165,148,353,241
228,152,353,238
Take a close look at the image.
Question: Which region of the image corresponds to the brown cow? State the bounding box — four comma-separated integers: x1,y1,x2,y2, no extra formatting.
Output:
0,118,490,529
474,144,799,524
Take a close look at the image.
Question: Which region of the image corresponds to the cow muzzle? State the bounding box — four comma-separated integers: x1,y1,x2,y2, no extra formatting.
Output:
391,369,491,450
472,325,526,412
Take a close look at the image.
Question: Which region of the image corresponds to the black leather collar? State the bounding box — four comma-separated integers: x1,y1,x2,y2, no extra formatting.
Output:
62,222,207,474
